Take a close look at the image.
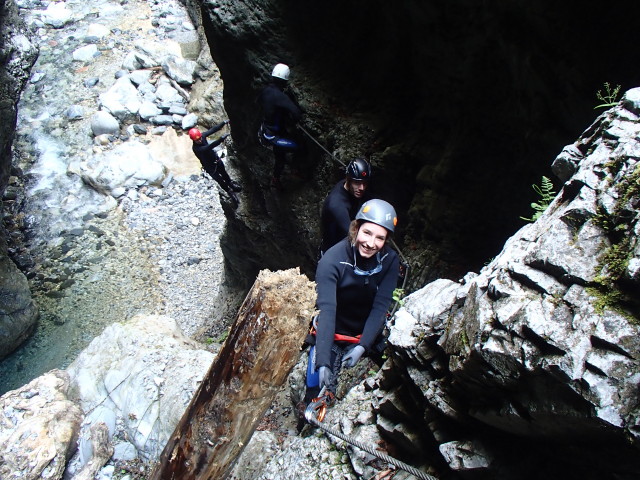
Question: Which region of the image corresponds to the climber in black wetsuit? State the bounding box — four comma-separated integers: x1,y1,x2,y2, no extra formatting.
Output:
319,158,372,255
189,120,242,205
258,63,303,189
302,199,399,409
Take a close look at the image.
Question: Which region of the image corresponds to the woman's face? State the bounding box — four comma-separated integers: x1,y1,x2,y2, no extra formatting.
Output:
355,222,387,258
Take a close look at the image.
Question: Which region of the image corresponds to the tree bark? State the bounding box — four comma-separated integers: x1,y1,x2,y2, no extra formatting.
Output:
149,268,316,480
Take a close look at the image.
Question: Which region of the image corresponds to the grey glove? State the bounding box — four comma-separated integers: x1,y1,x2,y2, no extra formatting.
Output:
342,345,365,368
221,133,230,141
318,366,332,389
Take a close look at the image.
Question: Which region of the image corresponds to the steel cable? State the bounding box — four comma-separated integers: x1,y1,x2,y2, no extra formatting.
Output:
304,410,437,480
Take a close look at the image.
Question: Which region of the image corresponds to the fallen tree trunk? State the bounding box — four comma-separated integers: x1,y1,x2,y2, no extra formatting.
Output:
150,268,316,480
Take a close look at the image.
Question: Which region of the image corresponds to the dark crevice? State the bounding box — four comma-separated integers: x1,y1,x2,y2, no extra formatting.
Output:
526,259,586,287
508,269,549,295
584,361,608,377
590,335,635,360
521,325,567,356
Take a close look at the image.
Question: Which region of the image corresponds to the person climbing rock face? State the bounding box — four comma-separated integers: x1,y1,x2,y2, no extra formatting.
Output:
319,158,372,256
257,63,304,190
300,199,399,428
189,120,242,206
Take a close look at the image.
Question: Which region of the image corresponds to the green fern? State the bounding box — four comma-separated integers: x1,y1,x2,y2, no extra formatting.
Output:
520,176,556,222
595,82,621,109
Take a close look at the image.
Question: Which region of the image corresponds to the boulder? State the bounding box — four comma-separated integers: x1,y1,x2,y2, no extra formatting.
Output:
66,314,215,461
0,255,38,360
0,370,82,480
90,110,120,136
77,141,167,195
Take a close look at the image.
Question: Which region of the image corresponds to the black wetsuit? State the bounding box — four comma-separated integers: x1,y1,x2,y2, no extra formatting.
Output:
308,238,399,398
258,82,303,180
192,122,237,194
320,180,367,254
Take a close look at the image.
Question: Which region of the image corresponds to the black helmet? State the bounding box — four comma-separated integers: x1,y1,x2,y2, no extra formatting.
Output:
345,158,371,181
356,199,397,232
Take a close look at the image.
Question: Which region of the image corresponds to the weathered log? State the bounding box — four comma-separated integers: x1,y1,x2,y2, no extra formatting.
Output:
150,268,316,480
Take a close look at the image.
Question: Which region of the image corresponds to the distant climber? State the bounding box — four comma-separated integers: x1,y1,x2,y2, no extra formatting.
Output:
189,120,242,206
319,158,372,256
258,63,304,190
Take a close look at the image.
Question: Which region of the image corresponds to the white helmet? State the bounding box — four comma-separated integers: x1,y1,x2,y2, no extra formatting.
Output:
272,63,290,81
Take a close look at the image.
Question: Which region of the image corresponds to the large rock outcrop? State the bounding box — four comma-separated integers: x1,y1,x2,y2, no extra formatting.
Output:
376,89,640,479
0,0,39,359
192,0,640,287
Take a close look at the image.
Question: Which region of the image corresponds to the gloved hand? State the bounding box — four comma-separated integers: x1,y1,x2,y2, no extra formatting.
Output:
318,366,332,389
342,345,365,368
224,119,230,125
221,133,230,141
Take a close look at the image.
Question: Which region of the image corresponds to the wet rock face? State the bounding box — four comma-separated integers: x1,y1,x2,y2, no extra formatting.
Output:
0,0,38,194
0,0,39,359
195,0,639,285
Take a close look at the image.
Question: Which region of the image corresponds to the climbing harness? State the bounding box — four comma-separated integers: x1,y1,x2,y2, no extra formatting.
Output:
298,124,346,168
304,388,437,480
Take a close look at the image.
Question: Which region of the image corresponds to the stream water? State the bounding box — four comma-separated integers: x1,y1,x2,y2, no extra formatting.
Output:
1,0,237,395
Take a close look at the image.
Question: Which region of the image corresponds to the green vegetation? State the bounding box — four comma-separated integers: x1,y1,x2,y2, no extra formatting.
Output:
392,288,405,306
587,164,639,320
595,82,621,109
520,176,556,222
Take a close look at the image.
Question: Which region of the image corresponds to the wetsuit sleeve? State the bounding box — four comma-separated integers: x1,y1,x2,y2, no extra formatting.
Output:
202,136,224,152
202,121,227,138
314,251,341,368
358,252,400,351
278,93,302,123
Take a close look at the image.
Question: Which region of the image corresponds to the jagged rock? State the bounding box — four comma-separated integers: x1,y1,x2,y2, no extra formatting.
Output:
383,93,640,478
162,54,196,86
66,314,215,461
76,141,167,196
98,76,142,121
0,255,38,360
0,370,82,480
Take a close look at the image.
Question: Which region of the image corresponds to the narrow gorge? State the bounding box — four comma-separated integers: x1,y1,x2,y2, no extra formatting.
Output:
1,1,639,479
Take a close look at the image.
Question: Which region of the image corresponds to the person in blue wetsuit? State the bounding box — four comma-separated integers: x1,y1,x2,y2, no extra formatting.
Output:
303,199,399,412
189,120,242,206
320,158,372,256
258,63,303,189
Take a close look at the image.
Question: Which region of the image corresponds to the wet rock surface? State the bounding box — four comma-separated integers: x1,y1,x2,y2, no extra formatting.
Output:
1,0,243,394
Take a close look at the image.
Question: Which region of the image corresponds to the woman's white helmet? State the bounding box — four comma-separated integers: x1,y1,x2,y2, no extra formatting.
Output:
272,63,290,81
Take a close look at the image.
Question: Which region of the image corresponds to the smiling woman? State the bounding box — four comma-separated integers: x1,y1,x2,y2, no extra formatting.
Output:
299,199,400,426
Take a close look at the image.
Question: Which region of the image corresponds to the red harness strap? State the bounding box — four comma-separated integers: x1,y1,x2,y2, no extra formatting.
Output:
333,333,361,343
309,326,361,344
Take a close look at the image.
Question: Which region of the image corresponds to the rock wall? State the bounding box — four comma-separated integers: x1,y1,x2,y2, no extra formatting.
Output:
379,90,640,478
193,0,640,286
0,0,39,359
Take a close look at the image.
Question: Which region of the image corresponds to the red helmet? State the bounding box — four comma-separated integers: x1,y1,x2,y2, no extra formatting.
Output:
188,128,202,141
